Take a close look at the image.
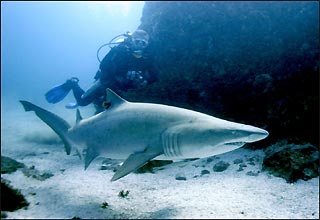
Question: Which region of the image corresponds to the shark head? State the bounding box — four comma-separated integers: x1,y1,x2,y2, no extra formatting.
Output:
162,118,269,159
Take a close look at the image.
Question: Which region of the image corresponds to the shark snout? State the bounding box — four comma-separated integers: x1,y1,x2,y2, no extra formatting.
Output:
246,128,269,143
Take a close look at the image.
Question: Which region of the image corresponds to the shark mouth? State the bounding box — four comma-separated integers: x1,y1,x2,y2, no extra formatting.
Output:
224,142,246,147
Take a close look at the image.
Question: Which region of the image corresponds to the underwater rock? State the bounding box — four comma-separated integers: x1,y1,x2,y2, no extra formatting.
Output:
239,163,247,168
175,173,187,181
262,142,319,183
237,167,244,172
1,212,8,218
100,158,121,172
201,169,210,176
21,165,54,181
213,161,230,172
206,156,219,163
233,159,244,164
246,171,260,176
1,156,25,174
206,157,214,163
1,178,29,211
135,160,173,173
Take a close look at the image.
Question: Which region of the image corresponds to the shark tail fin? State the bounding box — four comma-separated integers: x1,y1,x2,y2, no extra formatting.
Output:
19,100,73,155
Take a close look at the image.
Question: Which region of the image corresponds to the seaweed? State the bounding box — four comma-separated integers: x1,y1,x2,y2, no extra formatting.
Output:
101,201,109,209
118,190,129,198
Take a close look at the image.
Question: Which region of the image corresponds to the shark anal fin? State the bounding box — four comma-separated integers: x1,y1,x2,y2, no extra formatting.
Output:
111,146,163,182
75,148,82,160
84,146,99,170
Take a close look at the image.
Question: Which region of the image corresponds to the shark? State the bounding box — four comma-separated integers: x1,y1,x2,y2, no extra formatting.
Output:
20,88,269,181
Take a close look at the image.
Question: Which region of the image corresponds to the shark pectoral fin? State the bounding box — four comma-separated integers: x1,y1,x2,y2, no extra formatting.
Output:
111,146,163,182
84,146,99,170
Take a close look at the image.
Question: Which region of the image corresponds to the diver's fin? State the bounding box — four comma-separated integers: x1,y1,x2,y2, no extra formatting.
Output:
45,82,72,104
65,102,78,109
76,109,83,124
111,146,163,182
19,100,73,155
84,146,99,170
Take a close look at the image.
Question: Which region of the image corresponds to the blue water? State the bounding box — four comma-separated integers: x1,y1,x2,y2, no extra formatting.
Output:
1,1,144,109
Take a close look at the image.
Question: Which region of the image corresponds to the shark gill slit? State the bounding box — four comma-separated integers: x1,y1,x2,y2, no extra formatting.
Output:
162,132,170,157
169,132,175,157
167,132,174,157
162,132,181,157
162,132,169,157
168,132,174,157
173,133,182,157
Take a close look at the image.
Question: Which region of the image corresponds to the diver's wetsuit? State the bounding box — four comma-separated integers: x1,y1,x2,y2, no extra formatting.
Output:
71,39,158,113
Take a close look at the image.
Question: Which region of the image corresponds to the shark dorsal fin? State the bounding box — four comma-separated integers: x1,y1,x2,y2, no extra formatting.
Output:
106,88,128,108
76,109,82,124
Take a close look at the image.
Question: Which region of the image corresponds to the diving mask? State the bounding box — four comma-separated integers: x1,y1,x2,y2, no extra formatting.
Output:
131,39,148,53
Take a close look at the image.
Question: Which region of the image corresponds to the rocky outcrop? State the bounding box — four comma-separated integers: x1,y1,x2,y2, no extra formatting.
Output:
126,1,319,147
1,156,25,174
1,178,29,212
262,142,319,183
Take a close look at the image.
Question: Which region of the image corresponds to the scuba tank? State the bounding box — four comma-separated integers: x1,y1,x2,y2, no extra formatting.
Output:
96,31,132,63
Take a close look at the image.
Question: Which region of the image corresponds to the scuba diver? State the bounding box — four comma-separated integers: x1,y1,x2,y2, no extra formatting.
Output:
45,29,158,114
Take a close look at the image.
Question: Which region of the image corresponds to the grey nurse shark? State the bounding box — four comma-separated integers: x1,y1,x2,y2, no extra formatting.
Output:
20,88,269,181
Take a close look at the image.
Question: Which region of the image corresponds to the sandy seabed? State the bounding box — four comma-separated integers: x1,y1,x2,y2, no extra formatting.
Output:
1,104,319,219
